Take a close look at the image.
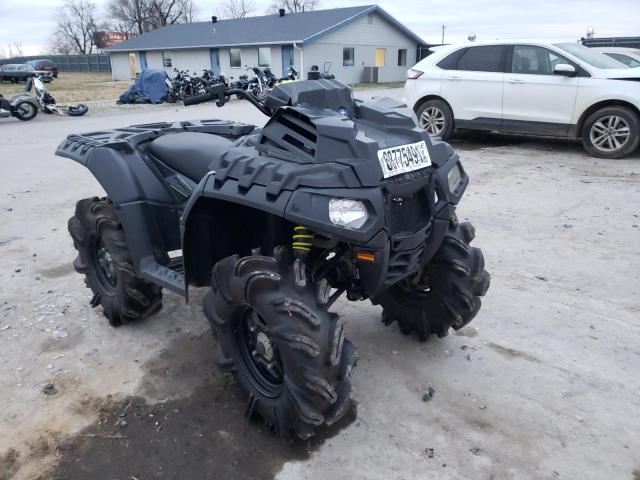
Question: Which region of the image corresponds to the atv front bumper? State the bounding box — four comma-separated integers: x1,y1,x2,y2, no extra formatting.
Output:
285,153,468,296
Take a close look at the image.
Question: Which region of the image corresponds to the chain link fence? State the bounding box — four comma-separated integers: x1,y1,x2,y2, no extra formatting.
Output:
0,54,111,73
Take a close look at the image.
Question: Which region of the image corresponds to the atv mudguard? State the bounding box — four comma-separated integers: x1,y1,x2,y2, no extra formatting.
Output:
55,120,256,297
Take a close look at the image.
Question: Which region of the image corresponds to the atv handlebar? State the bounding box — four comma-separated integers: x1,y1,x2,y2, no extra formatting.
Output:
182,84,272,117
182,91,217,107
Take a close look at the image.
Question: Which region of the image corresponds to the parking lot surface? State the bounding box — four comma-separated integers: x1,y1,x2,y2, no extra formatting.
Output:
1,88,639,480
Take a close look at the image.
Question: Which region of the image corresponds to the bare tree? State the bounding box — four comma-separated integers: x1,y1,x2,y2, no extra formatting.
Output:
268,0,318,14
149,0,190,27
106,0,195,34
8,43,25,57
50,0,98,54
178,0,197,22
220,0,255,19
107,0,152,35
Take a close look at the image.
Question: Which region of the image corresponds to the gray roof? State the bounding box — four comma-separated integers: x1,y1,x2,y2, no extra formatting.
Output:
105,5,425,52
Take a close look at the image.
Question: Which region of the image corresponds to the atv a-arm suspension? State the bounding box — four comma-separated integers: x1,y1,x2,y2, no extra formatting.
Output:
290,226,359,308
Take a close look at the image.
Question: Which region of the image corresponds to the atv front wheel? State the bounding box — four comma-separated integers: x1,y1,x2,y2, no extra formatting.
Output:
68,197,162,326
374,217,490,341
204,250,357,442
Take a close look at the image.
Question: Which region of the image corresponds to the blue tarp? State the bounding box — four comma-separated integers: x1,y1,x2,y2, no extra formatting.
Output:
118,69,169,104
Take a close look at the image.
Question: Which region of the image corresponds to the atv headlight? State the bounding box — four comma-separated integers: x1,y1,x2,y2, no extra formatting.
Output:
448,163,463,193
329,198,368,229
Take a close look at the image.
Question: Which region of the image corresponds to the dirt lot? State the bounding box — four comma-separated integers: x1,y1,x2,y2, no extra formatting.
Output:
0,89,639,480
0,72,129,103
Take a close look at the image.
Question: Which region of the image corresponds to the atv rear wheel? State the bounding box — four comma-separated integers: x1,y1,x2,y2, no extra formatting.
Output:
68,197,162,326
374,217,490,341
203,250,357,442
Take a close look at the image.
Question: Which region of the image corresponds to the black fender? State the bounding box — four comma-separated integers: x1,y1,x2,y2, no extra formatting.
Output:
56,140,182,275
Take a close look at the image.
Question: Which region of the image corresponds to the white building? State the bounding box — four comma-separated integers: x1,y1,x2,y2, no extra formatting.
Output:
105,5,426,84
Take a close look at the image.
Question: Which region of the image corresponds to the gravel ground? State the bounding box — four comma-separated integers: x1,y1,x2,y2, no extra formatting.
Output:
0,89,639,480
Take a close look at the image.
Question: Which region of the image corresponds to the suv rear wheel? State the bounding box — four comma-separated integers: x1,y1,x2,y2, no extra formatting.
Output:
581,106,640,159
416,99,454,140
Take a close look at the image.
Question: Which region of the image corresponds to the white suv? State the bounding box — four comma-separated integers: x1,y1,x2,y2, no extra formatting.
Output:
404,40,640,158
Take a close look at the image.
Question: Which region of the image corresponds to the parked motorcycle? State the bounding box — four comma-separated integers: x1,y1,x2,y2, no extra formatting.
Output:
25,75,88,116
0,92,38,121
166,68,227,103
283,66,300,81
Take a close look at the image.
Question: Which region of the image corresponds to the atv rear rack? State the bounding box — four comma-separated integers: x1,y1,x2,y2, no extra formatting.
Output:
55,119,255,166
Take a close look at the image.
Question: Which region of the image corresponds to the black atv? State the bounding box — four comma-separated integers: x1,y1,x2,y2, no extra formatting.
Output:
58,73,490,442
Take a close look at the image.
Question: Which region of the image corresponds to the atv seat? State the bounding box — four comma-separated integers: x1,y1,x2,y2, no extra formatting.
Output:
149,132,232,181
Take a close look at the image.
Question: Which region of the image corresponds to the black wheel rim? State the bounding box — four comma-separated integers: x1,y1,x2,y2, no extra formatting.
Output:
93,238,117,289
397,267,432,298
233,306,284,398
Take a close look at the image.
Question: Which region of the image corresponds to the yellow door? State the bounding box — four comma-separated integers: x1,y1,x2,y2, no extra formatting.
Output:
128,53,138,78
375,48,386,67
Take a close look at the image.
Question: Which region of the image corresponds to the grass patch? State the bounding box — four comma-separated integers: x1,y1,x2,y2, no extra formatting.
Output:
0,73,404,104
350,81,405,89
0,72,130,103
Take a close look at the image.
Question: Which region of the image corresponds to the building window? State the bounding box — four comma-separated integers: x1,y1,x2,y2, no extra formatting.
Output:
397,49,407,66
343,47,354,67
258,47,271,67
367,13,374,24
375,48,386,67
229,48,241,68
162,50,172,67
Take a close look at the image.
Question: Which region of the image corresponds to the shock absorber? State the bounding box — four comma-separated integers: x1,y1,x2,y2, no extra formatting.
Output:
291,225,316,288
292,225,315,256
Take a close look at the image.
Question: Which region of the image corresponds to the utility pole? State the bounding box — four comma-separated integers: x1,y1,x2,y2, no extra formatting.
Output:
441,24,447,45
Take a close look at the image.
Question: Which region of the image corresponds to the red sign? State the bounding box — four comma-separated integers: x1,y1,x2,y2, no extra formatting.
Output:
95,31,134,49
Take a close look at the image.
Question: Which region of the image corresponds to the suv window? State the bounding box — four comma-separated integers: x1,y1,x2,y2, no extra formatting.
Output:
457,46,505,72
605,52,640,68
437,48,467,70
511,45,570,74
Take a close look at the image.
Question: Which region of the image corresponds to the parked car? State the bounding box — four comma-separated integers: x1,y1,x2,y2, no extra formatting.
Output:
405,40,640,158
591,47,640,68
26,59,59,78
0,64,52,83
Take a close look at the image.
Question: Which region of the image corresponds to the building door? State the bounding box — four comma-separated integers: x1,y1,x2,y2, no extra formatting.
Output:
281,45,294,76
210,48,220,75
139,51,147,70
128,53,138,78
375,48,386,67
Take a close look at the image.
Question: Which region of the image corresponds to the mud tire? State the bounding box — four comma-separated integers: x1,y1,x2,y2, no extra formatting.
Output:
374,217,490,341
203,250,357,442
68,197,162,326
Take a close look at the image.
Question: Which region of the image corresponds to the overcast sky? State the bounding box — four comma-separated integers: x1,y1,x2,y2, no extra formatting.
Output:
1,0,639,56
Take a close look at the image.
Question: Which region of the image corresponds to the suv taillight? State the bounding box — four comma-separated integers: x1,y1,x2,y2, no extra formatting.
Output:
407,69,423,79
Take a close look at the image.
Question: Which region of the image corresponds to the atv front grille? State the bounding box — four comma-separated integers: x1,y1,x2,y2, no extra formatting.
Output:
388,190,430,235
382,221,432,286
